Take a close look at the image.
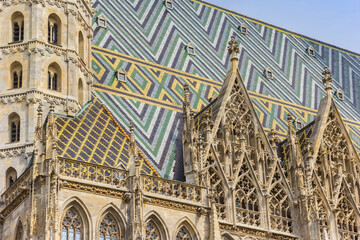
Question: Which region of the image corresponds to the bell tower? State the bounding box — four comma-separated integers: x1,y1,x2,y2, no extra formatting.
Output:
0,0,94,191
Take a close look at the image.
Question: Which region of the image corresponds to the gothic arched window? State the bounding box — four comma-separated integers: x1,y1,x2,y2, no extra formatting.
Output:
145,220,161,240
208,167,226,220
9,113,20,143
78,79,84,105
12,12,24,42
61,208,83,240
235,164,260,226
176,226,192,240
48,14,61,45
337,186,359,239
11,61,23,89
15,220,23,240
48,63,61,91
99,213,121,240
269,172,292,233
6,167,17,189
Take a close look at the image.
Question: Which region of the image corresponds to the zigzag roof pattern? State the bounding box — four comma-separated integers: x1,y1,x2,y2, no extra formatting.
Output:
90,0,360,179
54,98,159,177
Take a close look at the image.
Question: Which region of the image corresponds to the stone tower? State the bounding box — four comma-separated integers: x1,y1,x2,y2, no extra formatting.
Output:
0,1,94,192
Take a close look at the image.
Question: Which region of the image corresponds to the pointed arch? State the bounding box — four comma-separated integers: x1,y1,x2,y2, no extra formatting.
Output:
234,162,260,226
144,211,169,240
48,13,61,45
78,78,84,106
173,217,199,240
11,12,24,42
6,167,17,189
78,31,85,60
9,112,20,143
221,232,234,240
96,203,126,240
208,166,226,220
10,61,23,89
336,184,359,239
15,218,23,240
60,197,91,240
269,170,293,233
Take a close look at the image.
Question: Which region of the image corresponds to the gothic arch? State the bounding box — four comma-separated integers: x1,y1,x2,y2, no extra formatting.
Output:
144,211,169,240
6,167,17,189
78,78,84,105
207,165,226,220
221,232,234,240
8,112,20,143
96,203,126,240
78,31,85,60
173,217,200,240
60,197,91,240
15,217,24,240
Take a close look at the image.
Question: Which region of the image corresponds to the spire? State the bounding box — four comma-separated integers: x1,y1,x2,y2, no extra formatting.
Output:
322,66,333,97
227,36,239,71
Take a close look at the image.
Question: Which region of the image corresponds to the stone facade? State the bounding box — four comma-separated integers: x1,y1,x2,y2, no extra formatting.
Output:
1,2,360,240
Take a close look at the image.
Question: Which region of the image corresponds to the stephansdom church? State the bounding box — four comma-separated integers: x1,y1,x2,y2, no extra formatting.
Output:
1,0,360,240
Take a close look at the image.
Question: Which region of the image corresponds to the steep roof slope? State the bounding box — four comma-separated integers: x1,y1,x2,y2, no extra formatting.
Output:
90,0,360,179
54,98,159,176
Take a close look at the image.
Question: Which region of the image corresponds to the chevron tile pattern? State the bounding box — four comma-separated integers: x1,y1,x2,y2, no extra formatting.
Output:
91,0,360,179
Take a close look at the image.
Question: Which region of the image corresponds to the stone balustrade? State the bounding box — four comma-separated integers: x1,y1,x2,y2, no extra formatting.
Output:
1,168,31,206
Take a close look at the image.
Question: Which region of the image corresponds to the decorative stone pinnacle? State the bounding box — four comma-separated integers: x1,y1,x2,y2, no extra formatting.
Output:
227,36,239,59
287,114,294,122
322,66,333,95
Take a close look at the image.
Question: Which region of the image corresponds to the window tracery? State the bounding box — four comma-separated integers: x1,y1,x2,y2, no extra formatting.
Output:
336,186,359,239
176,226,192,240
99,213,120,240
208,167,226,220
269,172,292,233
314,192,329,240
145,220,161,240
61,208,83,240
235,164,260,226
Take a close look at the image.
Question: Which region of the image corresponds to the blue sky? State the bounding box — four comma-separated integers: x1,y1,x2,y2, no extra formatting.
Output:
207,0,360,54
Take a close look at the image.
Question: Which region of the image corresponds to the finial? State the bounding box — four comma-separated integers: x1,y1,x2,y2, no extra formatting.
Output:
287,114,294,123
184,84,190,105
228,36,239,68
130,122,135,143
322,66,333,96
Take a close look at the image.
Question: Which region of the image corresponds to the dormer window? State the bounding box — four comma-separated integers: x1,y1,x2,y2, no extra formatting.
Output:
164,0,174,9
116,68,127,83
307,46,315,57
336,89,344,101
264,67,273,80
97,14,107,28
239,23,248,35
294,118,303,130
186,43,195,56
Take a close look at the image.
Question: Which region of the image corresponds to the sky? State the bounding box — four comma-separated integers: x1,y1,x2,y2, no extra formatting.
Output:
206,0,360,54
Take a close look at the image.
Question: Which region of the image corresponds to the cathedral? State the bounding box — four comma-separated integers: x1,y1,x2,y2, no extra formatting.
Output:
1,0,360,239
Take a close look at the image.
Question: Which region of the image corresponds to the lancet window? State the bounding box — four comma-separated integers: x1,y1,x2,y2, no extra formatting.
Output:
145,220,161,240
99,213,120,240
336,187,359,239
48,14,61,45
48,63,61,91
176,226,193,240
11,62,23,89
269,172,292,233
208,167,226,220
15,221,23,240
235,164,260,226
61,208,83,240
9,113,20,143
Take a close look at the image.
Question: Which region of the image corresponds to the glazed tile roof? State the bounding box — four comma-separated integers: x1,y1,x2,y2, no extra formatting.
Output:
90,0,360,179
54,98,159,176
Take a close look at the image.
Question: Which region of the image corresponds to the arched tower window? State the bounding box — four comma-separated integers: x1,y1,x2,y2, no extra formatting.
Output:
6,167,17,189
176,226,192,240
12,12,24,42
48,63,61,91
48,14,61,45
10,61,23,89
78,79,84,105
99,213,121,240
9,113,20,143
61,207,83,240
15,220,23,240
78,31,85,60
